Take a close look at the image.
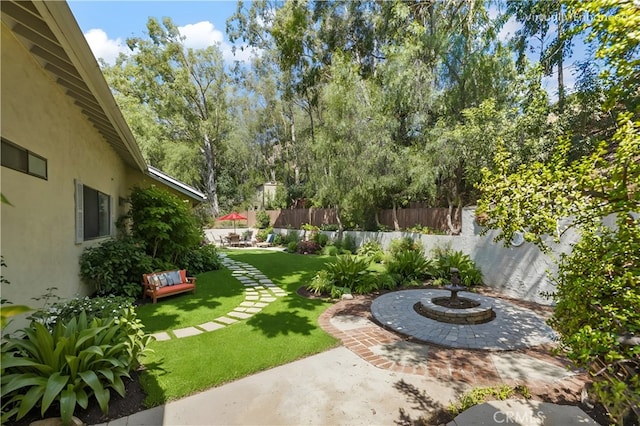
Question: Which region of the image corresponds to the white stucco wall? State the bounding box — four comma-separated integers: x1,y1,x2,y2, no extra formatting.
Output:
1,25,134,329
276,207,579,305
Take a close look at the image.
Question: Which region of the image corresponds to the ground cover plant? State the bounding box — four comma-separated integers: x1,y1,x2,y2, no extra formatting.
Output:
137,250,338,406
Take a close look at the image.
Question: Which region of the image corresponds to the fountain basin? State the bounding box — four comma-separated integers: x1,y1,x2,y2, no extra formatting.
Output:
416,296,493,324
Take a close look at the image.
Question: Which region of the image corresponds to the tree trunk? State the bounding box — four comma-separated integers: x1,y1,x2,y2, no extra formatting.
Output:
446,198,462,235
203,134,220,217
557,4,565,113
392,199,400,231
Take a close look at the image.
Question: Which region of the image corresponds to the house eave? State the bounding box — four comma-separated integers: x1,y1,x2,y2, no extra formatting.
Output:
147,166,206,203
1,0,147,171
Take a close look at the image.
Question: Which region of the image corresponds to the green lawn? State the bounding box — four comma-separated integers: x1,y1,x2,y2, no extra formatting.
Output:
137,250,339,406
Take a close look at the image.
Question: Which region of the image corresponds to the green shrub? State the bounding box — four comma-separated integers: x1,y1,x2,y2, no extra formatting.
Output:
255,210,271,229
1,310,152,425
179,244,222,275
547,219,639,424
431,248,483,286
287,241,298,253
296,240,322,255
128,186,202,263
386,248,432,286
388,237,421,259
325,255,372,293
28,295,134,331
283,230,300,244
313,232,329,247
256,227,273,242
322,245,339,256
273,233,284,245
307,270,333,295
320,224,339,231
357,240,384,263
342,234,357,254
79,237,153,298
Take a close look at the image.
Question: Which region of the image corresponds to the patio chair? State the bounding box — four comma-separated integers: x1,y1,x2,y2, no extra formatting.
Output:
256,233,275,248
228,233,241,247
218,236,228,247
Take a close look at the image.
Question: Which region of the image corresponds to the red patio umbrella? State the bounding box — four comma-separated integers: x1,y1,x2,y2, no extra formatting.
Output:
217,212,248,234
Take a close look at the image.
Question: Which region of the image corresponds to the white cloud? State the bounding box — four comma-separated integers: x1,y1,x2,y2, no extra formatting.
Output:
178,21,260,64
178,21,224,49
84,21,260,67
84,28,128,65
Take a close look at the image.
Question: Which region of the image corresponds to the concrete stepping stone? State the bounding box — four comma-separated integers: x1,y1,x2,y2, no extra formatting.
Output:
173,327,203,338
240,301,256,307
254,302,268,308
246,307,263,313
215,316,238,325
246,295,259,301
152,332,171,341
228,311,253,320
199,322,225,332
490,353,575,382
261,297,277,302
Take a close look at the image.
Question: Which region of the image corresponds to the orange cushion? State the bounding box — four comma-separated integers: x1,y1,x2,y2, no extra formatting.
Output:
180,269,187,283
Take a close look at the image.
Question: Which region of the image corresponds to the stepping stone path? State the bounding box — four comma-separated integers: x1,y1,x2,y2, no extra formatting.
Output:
151,253,287,341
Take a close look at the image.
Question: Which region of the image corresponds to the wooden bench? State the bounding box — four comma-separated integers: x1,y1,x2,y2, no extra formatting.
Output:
142,269,196,304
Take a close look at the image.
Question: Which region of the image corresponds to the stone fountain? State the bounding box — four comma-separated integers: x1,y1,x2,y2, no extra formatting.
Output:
416,268,494,324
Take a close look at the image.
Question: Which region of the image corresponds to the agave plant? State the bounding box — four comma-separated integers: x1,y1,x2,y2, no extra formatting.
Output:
385,248,432,286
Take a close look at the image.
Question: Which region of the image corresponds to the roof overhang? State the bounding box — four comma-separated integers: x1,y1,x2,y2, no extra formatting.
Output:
147,166,206,203
1,0,147,170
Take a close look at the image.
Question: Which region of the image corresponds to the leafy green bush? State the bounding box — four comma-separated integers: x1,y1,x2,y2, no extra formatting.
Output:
80,237,153,298
387,237,421,259
296,240,322,255
28,295,134,331
322,245,339,256
283,230,300,245
255,210,271,229
1,309,152,425
431,248,483,286
307,270,333,295
287,241,298,253
319,224,339,231
548,219,639,424
385,248,432,286
342,234,357,254
325,255,373,294
357,241,384,263
128,186,202,263
179,244,222,275
256,227,273,242
313,232,329,247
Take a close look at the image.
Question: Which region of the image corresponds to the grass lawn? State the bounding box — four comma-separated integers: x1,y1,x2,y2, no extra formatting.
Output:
137,250,339,406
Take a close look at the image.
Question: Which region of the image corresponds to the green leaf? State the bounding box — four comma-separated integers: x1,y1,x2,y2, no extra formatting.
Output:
16,385,45,420
59,386,77,425
79,370,109,413
41,372,69,414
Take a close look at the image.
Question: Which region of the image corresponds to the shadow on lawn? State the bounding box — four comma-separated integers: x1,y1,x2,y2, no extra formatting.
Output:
137,270,244,333
246,310,315,337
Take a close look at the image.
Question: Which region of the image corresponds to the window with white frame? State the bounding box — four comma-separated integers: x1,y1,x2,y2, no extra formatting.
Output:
75,180,111,242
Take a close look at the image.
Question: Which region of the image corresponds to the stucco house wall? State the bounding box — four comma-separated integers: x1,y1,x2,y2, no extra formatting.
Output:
1,23,132,311
1,3,204,335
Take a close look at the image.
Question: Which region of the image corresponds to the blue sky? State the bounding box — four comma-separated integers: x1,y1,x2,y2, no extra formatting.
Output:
68,1,248,64
68,1,582,99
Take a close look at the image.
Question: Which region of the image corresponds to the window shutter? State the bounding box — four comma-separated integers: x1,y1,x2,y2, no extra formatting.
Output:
75,179,83,244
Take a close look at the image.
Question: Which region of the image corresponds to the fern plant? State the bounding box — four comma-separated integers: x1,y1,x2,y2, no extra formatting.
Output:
325,255,373,294
385,248,432,286
431,248,483,286
357,241,384,263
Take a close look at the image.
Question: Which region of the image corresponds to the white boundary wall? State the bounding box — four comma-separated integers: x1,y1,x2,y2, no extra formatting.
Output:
277,207,580,306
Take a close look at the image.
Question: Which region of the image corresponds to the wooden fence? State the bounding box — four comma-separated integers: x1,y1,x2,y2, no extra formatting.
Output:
242,207,459,233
